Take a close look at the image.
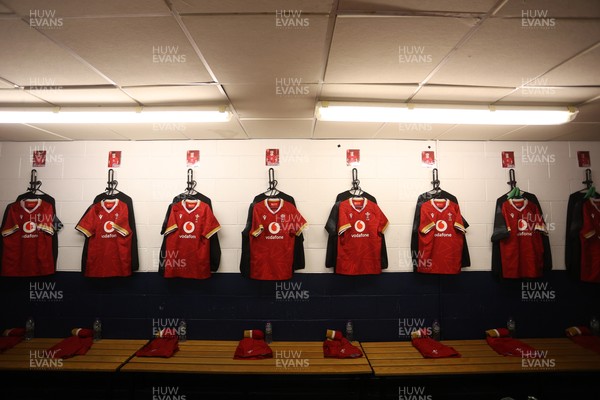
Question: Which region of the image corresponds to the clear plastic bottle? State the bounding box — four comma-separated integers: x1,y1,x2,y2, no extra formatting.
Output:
507,316,516,337
93,317,102,341
432,319,441,341
178,319,187,342
345,320,354,342
265,321,273,344
590,316,599,336
25,316,35,341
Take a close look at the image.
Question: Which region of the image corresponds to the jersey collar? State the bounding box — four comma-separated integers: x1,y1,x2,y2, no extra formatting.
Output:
182,199,200,214
264,198,284,214
430,198,449,213
20,198,42,214
101,199,119,214
349,197,368,213
508,198,528,212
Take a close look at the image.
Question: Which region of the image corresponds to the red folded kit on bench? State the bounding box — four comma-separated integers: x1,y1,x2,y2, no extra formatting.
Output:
234,330,272,360
566,326,600,354
485,328,537,357
136,334,179,358
323,329,363,358
0,327,25,352
47,329,94,359
411,337,461,358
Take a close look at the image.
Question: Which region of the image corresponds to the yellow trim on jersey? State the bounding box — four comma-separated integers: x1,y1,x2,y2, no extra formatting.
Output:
534,223,547,234
454,222,466,233
583,230,596,240
252,225,264,237
295,223,308,236
381,221,389,233
164,224,178,236
75,225,92,238
112,224,130,237
1,225,19,237
206,225,221,239
421,222,435,234
338,223,351,235
38,224,55,235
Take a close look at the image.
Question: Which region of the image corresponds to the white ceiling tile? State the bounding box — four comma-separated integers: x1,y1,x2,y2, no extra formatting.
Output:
171,0,334,14
0,19,110,86
29,124,128,140
430,19,600,87
321,84,416,101
241,119,314,139
0,124,68,141
496,0,600,18
313,121,384,138
537,46,600,86
106,124,190,140
224,84,319,118
178,120,248,140
326,16,477,84
492,123,583,141
27,88,137,106
339,0,498,13
124,85,227,106
0,4,13,13
2,0,170,17
553,123,600,141
182,15,330,84
412,86,514,102
0,79,16,89
374,122,452,139
573,100,600,123
499,87,600,105
436,125,524,140
0,89,48,105
44,17,213,86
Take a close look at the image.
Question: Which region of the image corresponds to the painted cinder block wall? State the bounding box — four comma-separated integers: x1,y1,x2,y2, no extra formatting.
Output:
0,139,598,341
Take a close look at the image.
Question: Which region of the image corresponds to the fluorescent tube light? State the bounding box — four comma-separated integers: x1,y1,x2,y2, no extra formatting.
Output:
316,102,578,125
0,107,232,123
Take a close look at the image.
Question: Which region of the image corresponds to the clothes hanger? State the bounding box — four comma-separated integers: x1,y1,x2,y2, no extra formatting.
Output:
349,168,364,197
264,167,280,198
104,169,120,197
582,169,597,199
184,169,199,199
24,169,47,197
506,169,523,199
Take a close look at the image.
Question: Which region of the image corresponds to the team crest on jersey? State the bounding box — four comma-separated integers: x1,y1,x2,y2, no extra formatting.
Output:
280,214,286,222
365,212,371,221
447,212,453,221
354,220,366,233
23,221,37,233
435,220,448,232
104,221,115,233
183,221,195,234
195,214,199,223
268,222,281,234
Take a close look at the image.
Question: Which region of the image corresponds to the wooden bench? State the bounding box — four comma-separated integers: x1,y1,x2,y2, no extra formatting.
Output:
120,340,372,375
362,338,600,376
0,338,148,372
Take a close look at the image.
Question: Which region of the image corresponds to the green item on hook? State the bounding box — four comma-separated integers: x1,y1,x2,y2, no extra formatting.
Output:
585,185,596,199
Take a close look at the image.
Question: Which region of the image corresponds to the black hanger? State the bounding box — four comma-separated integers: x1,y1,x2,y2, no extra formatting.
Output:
583,169,596,199
105,169,119,196
265,168,280,197
507,168,522,199
349,168,363,197
184,168,198,198
26,169,47,196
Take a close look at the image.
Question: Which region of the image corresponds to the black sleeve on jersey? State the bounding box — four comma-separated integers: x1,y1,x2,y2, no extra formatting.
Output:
239,201,254,278
158,203,174,276
0,202,11,274
565,191,585,280
324,201,340,269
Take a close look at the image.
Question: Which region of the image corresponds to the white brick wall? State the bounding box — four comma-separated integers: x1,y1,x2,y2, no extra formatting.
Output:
1,139,598,273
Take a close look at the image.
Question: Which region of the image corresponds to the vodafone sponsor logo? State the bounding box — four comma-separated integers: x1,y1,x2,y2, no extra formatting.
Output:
183,221,195,234
23,221,37,233
104,221,115,233
435,220,448,232
269,222,281,234
517,219,529,231
354,220,366,233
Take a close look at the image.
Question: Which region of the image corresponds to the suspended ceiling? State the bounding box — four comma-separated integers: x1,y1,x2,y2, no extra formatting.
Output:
0,0,598,141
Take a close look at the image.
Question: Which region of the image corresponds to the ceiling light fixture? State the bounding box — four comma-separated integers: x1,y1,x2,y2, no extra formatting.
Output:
315,101,578,125
0,106,232,124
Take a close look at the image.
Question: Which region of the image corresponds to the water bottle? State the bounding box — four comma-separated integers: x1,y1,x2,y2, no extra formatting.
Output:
507,316,516,337
178,319,187,342
432,319,441,341
265,321,273,344
93,317,102,341
590,316,600,336
345,320,354,342
25,316,35,341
